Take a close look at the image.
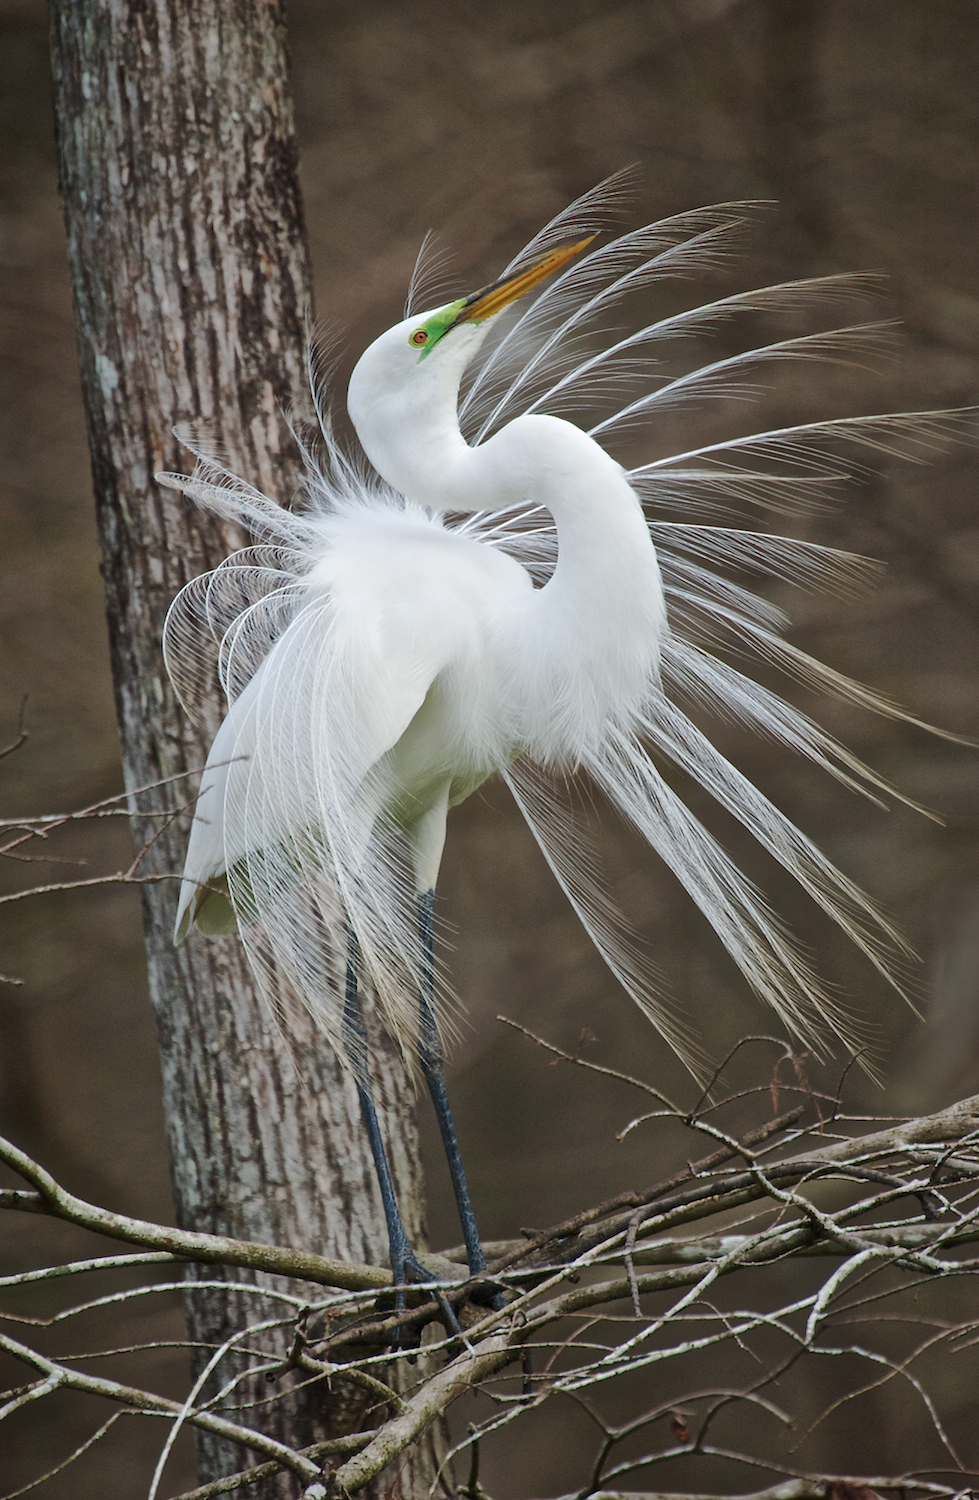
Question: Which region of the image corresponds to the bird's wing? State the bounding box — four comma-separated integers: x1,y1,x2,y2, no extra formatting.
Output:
175,507,528,1066
172,592,449,1060
175,589,445,931
173,660,268,941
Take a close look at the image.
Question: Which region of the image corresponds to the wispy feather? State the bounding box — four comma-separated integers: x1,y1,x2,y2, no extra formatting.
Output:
161,183,969,1081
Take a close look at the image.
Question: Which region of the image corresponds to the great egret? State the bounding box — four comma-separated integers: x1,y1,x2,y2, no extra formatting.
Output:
160,180,955,1296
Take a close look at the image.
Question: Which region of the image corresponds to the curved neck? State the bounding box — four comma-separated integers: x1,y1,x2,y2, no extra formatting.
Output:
347,317,484,508
352,362,667,750
456,414,668,747
399,409,666,663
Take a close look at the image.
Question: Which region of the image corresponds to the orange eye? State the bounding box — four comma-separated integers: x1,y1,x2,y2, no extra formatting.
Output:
410,329,429,347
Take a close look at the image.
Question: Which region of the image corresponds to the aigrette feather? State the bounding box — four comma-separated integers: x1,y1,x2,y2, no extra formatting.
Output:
159,179,971,1080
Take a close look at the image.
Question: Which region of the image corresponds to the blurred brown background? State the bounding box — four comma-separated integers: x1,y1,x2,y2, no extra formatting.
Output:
2,0,978,1493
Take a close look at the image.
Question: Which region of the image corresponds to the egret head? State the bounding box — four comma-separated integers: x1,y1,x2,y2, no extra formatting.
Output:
347,237,593,504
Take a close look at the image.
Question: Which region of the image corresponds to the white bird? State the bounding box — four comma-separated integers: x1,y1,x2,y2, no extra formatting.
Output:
160,180,956,1291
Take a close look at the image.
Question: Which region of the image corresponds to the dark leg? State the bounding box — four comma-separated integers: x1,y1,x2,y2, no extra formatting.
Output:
342,930,430,1298
417,889,489,1278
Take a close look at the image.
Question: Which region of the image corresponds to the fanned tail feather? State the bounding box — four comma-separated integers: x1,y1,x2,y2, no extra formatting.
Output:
503,759,705,1076
582,724,872,1063
639,695,916,989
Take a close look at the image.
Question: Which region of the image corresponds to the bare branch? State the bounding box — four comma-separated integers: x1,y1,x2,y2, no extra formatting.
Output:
0,1330,322,1479
329,1331,516,1494
0,871,179,906
164,1431,374,1500
0,1252,179,1288
550,1482,962,1500
497,1015,682,1110
0,1133,390,1292
0,1413,121,1500
485,1106,806,1276
0,697,29,762
4,1075,979,1497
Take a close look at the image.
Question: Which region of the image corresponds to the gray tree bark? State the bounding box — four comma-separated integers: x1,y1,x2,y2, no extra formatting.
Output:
47,1,436,1491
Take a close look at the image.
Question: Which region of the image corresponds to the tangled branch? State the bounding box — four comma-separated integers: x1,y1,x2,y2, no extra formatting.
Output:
3,1063,979,1499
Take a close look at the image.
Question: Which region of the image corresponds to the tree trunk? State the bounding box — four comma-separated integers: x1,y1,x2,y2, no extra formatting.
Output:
47,2,437,1490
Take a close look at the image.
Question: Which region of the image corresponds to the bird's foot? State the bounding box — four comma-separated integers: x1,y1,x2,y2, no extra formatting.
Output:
379,1242,509,1354
472,1281,509,1314
381,1246,462,1351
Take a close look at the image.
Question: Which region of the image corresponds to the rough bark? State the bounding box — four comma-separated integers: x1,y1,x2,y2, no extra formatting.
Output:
47,1,437,1491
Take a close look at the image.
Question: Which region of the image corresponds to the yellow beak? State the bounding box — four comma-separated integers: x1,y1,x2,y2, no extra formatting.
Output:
451,235,595,327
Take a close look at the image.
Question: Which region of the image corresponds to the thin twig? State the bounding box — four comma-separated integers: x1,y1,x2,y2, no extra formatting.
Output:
0,871,180,905
0,1330,322,1479
497,1016,681,1110
486,1107,805,1275
0,697,28,761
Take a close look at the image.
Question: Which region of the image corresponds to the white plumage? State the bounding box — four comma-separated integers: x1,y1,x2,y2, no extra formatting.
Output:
161,180,957,1080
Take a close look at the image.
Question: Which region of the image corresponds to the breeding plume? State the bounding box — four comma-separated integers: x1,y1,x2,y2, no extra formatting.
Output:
161,181,951,1289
